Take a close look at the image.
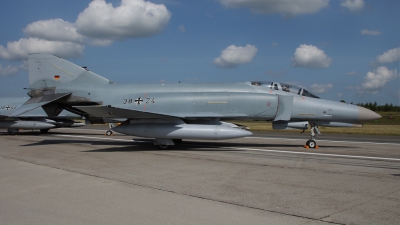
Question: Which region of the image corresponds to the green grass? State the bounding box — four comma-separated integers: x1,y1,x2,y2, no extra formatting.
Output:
364,111,400,125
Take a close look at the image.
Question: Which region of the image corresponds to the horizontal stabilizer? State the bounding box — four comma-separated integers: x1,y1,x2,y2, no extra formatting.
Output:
10,93,71,117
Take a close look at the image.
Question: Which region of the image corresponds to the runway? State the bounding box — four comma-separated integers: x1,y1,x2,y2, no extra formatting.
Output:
1,127,399,225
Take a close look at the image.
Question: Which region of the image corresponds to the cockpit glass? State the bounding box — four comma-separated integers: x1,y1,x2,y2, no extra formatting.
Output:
251,81,273,88
280,83,300,95
250,81,320,98
302,89,320,98
281,84,290,92
251,81,262,86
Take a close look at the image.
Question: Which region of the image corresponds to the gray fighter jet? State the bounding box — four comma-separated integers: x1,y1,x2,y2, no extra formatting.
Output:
11,53,380,148
0,97,85,134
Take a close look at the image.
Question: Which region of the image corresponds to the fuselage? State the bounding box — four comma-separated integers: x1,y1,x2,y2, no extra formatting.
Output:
55,81,365,124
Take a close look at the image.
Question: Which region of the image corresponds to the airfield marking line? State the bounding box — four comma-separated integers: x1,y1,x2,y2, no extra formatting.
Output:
53,134,400,162
187,143,400,162
245,136,400,146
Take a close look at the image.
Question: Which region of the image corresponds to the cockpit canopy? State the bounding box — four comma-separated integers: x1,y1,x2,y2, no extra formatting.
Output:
250,81,320,99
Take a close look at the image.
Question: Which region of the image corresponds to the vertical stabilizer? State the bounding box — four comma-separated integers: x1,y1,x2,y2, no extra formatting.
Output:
28,53,110,89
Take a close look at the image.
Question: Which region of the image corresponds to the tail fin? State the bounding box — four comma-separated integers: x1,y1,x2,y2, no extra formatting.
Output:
28,53,110,89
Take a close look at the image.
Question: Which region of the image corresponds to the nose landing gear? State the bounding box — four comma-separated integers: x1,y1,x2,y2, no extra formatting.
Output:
305,124,320,149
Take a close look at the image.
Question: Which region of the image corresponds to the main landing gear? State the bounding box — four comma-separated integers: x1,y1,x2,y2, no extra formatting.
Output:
105,123,114,136
7,128,19,135
305,123,320,149
154,139,183,150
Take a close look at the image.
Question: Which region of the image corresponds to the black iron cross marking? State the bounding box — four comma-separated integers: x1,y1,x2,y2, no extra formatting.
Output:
5,105,11,110
135,97,143,105
105,112,115,116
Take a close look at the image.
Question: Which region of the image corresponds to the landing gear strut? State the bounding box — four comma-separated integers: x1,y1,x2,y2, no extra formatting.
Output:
305,123,320,148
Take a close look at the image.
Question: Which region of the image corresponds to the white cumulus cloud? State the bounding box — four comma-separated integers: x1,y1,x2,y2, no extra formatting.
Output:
0,38,84,60
214,44,258,68
376,47,400,64
361,29,381,36
0,0,171,60
341,0,364,11
217,0,329,17
360,66,398,94
292,44,332,69
20,60,29,71
310,83,333,93
23,19,85,43
0,64,18,76
75,0,171,40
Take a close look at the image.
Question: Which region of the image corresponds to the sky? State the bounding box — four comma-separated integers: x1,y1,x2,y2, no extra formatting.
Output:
0,0,399,105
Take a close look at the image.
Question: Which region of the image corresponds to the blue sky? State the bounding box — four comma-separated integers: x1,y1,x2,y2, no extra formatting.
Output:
0,0,399,105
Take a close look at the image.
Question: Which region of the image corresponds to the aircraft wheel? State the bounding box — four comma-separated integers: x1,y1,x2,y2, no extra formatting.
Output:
157,145,172,150
7,129,18,135
40,129,49,134
105,130,113,136
306,140,317,148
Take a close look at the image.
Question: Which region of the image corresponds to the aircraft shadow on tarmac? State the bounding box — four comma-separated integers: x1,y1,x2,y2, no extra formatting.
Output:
18,135,354,152
20,139,242,152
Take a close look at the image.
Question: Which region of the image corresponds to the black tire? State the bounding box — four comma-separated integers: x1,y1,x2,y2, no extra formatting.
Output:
157,145,172,150
307,140,316,148
105,130,113,136
40,129,49,134
8,129,18,135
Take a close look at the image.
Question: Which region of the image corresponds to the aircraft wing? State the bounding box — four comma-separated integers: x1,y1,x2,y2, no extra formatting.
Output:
75,105,249,119
10,93,71,117
75,106,177,119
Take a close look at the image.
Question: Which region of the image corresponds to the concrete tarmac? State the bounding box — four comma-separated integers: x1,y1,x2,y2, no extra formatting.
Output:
0,127,399,225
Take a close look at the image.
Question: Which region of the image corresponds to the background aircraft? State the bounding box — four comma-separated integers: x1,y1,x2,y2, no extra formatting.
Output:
0,97,85,135
12,53,380,148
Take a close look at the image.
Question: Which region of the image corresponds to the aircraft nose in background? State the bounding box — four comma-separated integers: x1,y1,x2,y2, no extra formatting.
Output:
357,106,381,121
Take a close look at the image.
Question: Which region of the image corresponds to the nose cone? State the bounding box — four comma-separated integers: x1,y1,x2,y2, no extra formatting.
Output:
357,106,381,121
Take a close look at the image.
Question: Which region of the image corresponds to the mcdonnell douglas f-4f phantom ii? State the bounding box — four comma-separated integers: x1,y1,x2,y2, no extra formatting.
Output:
0,97,85,134
11,53,380,149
